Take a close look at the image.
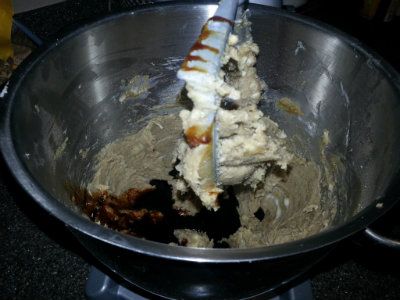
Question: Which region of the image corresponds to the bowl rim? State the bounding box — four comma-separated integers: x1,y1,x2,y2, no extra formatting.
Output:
1,1,400,263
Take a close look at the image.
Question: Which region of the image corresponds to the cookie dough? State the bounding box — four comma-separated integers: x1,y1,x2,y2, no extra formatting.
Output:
176,17,292,210
76,14,338,249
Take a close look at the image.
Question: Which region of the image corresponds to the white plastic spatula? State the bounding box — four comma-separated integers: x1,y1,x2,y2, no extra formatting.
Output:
178,0,240,82
177,0,243,209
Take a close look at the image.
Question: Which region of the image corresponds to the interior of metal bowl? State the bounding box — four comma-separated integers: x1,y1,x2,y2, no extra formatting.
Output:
3,3,400,258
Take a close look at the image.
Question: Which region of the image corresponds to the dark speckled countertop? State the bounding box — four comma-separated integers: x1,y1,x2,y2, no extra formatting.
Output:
1,0,400,299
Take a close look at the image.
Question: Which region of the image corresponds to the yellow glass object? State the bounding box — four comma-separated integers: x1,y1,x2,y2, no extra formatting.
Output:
0,0,13,60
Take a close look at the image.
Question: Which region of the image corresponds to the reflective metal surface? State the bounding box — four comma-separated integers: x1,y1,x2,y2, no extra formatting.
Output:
1,3,400,299
365,228,400,248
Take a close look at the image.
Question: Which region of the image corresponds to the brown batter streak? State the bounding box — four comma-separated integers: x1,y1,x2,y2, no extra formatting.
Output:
181,55,208,73
199,24,214,41
185,125,212,148
180,65,207,73
71,187,164,235
186,55,207,63
209,16,234,26
181,24,219,73
190,40,219,54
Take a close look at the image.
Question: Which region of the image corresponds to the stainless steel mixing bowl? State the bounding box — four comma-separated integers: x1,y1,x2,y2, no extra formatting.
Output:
1,2,400,299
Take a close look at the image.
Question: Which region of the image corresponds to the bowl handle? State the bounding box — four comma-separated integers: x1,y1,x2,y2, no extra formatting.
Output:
0,81,9,112
364,227,400,249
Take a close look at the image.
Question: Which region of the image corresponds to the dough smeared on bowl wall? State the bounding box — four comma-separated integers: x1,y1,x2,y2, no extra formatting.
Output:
72,14,338,249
